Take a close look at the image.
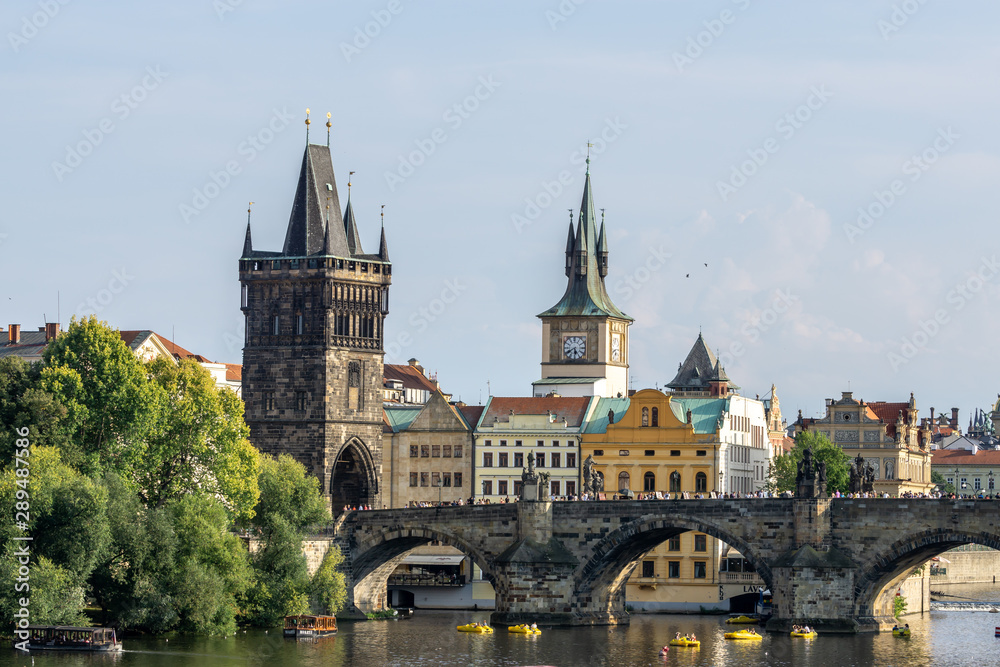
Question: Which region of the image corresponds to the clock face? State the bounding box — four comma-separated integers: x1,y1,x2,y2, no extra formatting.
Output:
611,335,621,361
563,335,586,360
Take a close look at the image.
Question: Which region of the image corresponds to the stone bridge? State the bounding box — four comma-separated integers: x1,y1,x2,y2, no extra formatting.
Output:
330,498,1000,633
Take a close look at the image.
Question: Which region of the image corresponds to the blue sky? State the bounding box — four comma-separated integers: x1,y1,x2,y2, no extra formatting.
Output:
3,1,999,424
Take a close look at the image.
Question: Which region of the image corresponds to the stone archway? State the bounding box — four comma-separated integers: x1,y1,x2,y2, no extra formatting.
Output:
330,439,377,511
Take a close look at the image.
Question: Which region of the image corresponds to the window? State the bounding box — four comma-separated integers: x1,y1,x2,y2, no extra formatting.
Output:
642,560,655,578
499,452,509,467
515,440,523,447
431,472,441,487
484,440,492,447
694,561,707,579
443,445,452,458
567,452,576,468
645,450,655,456
537,440,544,448
618,471,630,491
696,450,707,457
409,445,418,458
551,480,561,497
483,452,493,467
421,445,430,458
695,472,707,493
651,407,659,427
308,258,318,269
536,452,545,468
454,472,462,487
273,315,280,335
483,480,493,495
551,452,561,468
500,440,508,447
296,314,304,335
498,480,508,495
566,481,576,496
454,444,463,458
594,450,604,456
432,445,440,458
514,452,524,467
669,471,681,492
642,407,649,427
514,481,522,496
552,440,560,447
271,259,281,270
619,450,630,456
443,472,452,487
991,478,996,491
975,478,982,490
409,473,417,487
420,473,429,487
670,450,680,457
667,536,681,551
668,561,680,578
264,392,274,411
644,472,656,492
694,534,707,552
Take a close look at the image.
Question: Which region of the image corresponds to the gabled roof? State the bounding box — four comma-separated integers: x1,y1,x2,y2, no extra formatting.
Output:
458,404,486,429
282,144,350,257
931,448,1000,466
667,333,739,392
582,397,631,433
384,364,438,393
537,171,631,321
225,363,242,383
672,397,730,435
866,401,909,439
0,330,48,360
482,396,593,428
383,405,424,433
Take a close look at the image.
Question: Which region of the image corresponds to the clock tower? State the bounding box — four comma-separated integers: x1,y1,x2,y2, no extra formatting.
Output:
533,163,632,398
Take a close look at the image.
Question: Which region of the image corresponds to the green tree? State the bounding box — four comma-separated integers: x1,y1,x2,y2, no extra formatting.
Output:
765,431,851,494
311,546,347,615
931,471,954,494
0,357,73,466
253,454,329,531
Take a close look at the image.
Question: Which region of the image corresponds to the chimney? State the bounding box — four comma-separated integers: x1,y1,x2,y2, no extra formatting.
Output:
930,407,935,423
45,322,59,342
951,407,959,429
8,324,20,344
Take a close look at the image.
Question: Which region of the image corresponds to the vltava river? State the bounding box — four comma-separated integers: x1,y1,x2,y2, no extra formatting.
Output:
4,608,997,666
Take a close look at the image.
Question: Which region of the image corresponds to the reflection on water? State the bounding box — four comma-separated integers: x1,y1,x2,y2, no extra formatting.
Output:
5,607,1000,667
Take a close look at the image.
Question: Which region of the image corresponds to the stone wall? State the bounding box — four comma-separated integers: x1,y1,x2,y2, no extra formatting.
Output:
930,549,1000,585
246,537,335,577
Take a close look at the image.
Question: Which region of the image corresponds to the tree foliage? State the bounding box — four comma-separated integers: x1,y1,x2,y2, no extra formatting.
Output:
931,470,954,494
311,546,348,615
765,431,851,494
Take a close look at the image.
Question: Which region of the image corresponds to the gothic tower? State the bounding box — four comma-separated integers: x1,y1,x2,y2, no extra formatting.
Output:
239,141,391,511
534,162,632,398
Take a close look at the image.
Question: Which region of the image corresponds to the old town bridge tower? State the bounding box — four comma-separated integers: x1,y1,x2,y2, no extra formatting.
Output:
239,139,390,511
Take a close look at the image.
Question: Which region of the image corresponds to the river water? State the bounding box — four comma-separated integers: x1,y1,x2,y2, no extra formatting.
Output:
6,598,1000,667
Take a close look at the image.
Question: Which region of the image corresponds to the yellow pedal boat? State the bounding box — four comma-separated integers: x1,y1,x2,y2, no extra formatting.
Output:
790,631,817,638
892,628,910,637
457,623,494,633
724,629,763,640
669,638,700,647
725,615,759,624
508,624,541,634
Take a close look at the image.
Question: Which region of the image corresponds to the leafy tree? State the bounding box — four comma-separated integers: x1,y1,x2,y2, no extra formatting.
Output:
931,470,954,494
311,546,347,615
765,431,851,494
253,454,330,531
0,357,73,466
140,358,260,521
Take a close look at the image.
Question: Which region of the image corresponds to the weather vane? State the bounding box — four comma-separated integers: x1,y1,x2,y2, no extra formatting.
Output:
305,108,311,144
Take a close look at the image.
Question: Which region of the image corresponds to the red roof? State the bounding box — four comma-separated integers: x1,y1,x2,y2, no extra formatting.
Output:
458,404,485,428
931,449,1000,466
384,364,438,393
867,401,909,438
225,363,242,383
482,396,592,428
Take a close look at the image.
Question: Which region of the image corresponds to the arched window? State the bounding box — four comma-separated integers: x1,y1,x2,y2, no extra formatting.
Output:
651,407,659,427
695,472,707,493
641,407,649,427
618,471,630,491
669,471,681,492
643,472,656,492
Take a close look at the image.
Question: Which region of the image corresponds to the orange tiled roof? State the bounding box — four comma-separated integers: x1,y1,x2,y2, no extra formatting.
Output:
225,363,242,383
931,449,1000,466
458,404,485,429
867,402,908,425
483,396,592,428
384,364,438,393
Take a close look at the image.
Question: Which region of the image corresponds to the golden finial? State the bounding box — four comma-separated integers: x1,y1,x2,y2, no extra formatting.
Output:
305,108,311,144
381,204,385,229
326,112,332,147
586,142,593,174
247,201,254,225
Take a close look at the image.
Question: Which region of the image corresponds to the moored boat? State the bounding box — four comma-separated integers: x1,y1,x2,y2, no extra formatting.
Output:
283,614,337,639
724,629,763,640
17,626,121,652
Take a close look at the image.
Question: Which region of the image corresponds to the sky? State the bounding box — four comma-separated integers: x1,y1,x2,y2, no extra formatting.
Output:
3,1,999,425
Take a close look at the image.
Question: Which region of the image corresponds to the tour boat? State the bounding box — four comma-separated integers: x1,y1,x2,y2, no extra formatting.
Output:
725,615,759,624
724,629,763,640
457,623,494,633
790,630,817,638
283,614,337,638
669,637,700,647
18,626,121,652
508,624,541,634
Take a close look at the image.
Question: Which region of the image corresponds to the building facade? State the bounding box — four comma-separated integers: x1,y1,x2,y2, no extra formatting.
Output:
931,448,1000,494
240,142,391,510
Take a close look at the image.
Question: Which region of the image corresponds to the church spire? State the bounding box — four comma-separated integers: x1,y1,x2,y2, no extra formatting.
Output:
343,172,363,256
242,202,254,257
378,205,389,261
597,208,608,277
564,210,575,277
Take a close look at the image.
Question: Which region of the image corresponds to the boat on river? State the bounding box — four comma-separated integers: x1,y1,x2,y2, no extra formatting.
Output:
669,637,700,647
457,623,494,633
790,630,817,638
892,627,911,637
725,615,759,624
283,615,338,638
724,629,763,640
508,624,541,634
19,626,121,652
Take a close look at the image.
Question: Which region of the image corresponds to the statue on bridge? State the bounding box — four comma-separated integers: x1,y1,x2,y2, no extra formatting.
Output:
849,453,865,494
583,454,595,493
795,447,826,498
863,462,876,495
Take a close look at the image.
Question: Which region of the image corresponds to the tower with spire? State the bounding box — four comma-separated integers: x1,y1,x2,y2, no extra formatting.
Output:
239,120,391,512
534,158,632,398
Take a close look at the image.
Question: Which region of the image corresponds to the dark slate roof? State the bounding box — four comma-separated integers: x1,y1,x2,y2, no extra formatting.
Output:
282,144,350,257
0,330,48,360
537,172,631,321
666,333,739,392
343,197,364,256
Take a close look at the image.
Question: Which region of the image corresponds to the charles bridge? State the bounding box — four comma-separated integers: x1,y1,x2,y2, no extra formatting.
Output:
325,497,1000,633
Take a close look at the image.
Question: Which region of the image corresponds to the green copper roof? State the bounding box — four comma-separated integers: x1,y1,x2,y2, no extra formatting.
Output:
582,397,632,433
671,397,731,435
384,405,423,433
537,172,632,321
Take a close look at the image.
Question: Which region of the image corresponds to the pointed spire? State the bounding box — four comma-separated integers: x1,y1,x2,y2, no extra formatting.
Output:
378,205,389,261
242,202,254,257
283,145,348,256
343,172,363,256
564,210,575,277
597,208,608,278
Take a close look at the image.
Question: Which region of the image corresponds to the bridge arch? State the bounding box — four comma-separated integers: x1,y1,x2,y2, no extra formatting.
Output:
575,513,773,616
853,528,1000,618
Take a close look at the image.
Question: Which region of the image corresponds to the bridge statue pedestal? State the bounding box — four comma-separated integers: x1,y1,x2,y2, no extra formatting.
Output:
766,545,864,633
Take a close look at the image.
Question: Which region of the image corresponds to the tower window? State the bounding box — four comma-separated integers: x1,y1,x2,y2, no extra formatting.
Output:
642,407,649,427
695,472,707,493
272,316,280,335
296,314,304,335
264,392,274,411
651,407,658,427
644,472,656,491
295,392,307,411
618,471,630,491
